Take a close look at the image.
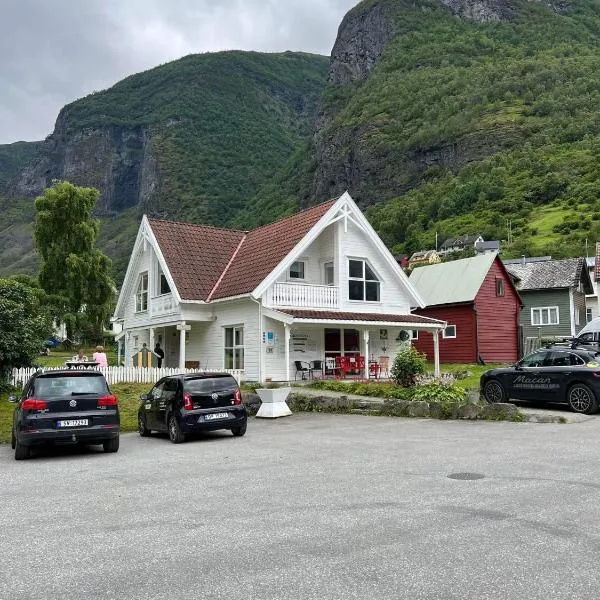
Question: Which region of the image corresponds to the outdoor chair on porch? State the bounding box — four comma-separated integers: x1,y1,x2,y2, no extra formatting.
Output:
294,361,313,380
310,360,324,379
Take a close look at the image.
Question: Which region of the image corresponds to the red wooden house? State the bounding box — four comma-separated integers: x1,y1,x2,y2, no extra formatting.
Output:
409,253,521,363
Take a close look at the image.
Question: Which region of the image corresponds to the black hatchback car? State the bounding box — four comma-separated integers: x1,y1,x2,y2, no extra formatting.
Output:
481,347,600,414
138,373,247,443
9,370,120,460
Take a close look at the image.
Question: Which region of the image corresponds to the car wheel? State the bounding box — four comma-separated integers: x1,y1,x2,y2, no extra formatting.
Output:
567,383,598,414
14,436,30,461
483,380,506,404
103,437,120,453
138,414,151,437
168,413,186,444
231,422,247,437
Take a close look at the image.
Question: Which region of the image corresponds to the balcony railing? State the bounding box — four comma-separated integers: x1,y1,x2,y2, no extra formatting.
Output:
151,294,178,317
265,282,339,309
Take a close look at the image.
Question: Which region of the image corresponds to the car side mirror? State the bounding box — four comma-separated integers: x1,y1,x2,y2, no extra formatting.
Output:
8,395,17,403
140,393,148,401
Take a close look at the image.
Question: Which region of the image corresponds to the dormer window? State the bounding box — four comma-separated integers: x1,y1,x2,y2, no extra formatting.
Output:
289,260,305,280
348,259,380,302
136,272,148,312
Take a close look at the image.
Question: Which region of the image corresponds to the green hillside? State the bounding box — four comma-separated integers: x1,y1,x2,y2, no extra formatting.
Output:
0,141,40,192
0,51,329,279
60,50,329,225
250,0,600,258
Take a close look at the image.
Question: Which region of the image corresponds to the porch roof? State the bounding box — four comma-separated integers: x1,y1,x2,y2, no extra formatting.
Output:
274,309,446,330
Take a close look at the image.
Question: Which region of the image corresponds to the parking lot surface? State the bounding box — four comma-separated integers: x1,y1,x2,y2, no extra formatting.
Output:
2,414,600,600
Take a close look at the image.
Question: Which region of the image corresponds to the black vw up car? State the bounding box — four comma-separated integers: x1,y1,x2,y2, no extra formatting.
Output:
138,373,247,443
9,370,120,460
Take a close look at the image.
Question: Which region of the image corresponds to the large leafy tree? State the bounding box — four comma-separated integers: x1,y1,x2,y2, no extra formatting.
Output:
0,279,53,386
34,181,115,341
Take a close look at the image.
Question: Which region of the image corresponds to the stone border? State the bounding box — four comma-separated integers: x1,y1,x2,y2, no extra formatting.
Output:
242,392,566,423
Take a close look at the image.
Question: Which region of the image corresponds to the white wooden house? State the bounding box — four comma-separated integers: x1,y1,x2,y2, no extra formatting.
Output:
112,192,446,382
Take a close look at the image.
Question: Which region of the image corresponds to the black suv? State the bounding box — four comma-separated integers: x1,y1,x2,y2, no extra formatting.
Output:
9,370,120,460
481,347,600,414
138,373,247,443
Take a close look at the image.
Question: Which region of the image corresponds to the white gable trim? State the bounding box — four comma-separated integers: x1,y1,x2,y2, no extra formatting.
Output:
251,191,425,308
113,216,182,318
144,218,181,304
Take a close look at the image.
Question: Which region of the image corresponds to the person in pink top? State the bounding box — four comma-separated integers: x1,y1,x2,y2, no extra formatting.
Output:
93,345,108,368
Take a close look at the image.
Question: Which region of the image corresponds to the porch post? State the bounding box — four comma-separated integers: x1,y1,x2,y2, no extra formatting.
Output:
177,322,189,369
149,328,155,366
363,329,370,379
284,324,291,382
433,330,441,378
117,338,122,367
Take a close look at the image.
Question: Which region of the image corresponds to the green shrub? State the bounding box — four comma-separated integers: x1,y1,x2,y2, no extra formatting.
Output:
411,382,467,404
391,346,427,386
306,380,412,399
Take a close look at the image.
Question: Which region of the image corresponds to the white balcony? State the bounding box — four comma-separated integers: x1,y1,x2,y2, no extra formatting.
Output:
151,294,178,317
265,282,339,309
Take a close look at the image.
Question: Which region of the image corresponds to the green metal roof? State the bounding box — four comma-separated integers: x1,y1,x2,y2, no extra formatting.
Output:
409,252,497,306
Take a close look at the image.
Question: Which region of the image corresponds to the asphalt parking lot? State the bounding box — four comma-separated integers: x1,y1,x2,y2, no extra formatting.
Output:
2,413,600,600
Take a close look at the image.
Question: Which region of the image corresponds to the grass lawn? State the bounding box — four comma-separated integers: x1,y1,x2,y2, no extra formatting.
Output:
0,383,149,445
437,363,507,390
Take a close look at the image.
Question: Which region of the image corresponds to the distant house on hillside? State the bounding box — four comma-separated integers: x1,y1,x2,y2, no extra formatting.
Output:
474,240,501,253
409,250,441,269
587,255,598,323
439,234,484,253
504,257,592,343
409,252,521,363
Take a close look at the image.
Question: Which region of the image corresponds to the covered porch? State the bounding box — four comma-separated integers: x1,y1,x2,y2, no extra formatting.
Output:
118,319,215,370
261,309,446,383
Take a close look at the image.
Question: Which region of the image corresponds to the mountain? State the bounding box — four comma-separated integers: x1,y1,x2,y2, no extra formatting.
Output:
5,0,600,280
0,51,329,278
247,0,600,259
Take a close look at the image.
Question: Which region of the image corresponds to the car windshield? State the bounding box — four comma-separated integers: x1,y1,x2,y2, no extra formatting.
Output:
33,375,109,397
184,376,238,394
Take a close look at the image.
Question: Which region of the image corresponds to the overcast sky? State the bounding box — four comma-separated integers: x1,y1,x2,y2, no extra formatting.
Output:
0,0,358,145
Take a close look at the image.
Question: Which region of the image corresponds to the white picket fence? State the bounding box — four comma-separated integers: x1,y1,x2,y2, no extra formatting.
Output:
10,366,244,389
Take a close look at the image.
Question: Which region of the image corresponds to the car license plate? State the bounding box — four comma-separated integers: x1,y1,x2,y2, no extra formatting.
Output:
57,419,89,428
203,412,229,422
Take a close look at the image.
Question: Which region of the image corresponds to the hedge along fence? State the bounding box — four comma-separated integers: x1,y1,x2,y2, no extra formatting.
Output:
10,366,245,388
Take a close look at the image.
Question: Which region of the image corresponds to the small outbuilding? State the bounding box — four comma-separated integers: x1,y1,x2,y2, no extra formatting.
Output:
409,253,521,364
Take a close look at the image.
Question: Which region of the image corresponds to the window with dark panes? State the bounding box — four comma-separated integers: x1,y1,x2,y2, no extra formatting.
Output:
496,278,504,297
224,326,244,369
159,273,171,295
348,259,380,302
289,261,305,279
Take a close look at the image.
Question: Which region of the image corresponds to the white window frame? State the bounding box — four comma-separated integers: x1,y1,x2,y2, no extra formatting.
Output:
289,260,306,280
411,330,419,340
495,278,505,297
135,272,148,313
531,306,559,326
587,307,594,323
348,258,380,302
224,326,244,370
323,260,334,286
443,325,457,339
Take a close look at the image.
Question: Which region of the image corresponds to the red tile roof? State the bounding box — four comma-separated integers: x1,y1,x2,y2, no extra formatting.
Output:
148,200,337,302
210,200,336,300
279,310,446,326
149,219,244,301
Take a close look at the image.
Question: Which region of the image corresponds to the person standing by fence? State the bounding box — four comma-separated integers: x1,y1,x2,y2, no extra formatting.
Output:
93,345,108,368
154,342,165,368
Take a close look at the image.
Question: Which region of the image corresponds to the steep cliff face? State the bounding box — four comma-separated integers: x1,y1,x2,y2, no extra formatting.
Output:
13,112,157,215
301,0,586,209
